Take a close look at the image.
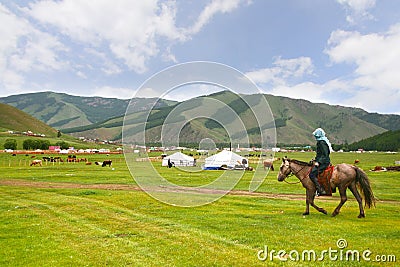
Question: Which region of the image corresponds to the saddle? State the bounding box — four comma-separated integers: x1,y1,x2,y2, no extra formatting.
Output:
317,164,334,196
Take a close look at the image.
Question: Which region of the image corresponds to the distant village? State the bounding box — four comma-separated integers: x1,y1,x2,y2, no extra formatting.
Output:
7,130,46,138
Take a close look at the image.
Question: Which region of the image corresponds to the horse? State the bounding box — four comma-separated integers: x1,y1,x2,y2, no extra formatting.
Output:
277,158,375,218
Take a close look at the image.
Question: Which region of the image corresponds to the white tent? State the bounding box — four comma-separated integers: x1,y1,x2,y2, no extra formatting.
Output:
203,150,248,170
162,152,195,167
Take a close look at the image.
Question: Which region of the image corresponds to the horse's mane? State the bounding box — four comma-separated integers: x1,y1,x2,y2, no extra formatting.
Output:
288,158,313,167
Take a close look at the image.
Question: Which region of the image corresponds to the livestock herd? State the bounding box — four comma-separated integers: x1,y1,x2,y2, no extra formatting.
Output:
27,155,112,168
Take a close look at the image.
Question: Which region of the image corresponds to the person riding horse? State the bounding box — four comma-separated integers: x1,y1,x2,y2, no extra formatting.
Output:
309,128,333,196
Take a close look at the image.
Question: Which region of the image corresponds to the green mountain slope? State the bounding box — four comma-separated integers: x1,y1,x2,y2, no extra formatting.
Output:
0,92,174,129
265,95,388,144
0,103,58,137
347,130,400,151
61,91,396,145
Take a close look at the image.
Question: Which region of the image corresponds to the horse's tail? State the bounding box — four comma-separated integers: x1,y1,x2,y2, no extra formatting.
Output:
354,167,376,208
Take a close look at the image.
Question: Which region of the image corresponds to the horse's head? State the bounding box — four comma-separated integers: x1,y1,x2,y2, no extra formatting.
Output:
277,157,291,182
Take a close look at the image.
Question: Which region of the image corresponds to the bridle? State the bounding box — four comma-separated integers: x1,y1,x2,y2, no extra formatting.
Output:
282,161,309,184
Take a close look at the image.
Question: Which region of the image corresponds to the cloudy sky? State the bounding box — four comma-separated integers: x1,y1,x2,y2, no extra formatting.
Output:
1,0,400,114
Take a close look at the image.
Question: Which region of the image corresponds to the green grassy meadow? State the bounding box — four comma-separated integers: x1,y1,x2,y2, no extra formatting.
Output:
0,151,399,266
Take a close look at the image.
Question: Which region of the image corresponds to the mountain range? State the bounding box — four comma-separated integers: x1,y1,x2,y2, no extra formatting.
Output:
0,91,173,129
1,91,400,145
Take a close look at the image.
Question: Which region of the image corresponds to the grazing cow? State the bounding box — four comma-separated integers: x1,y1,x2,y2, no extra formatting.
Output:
66,155,77,162
86,162,92,165
102,160,112,167
264,157,281,171
30,159,42,166
54,156,63,162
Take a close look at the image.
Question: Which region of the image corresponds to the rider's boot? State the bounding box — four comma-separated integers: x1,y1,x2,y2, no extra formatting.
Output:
310,175,327,196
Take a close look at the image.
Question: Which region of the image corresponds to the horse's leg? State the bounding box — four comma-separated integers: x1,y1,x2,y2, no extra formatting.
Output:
303,189,311,215
307,186,327,215
310,194,327,215
348,182,365,218
332,186,348,217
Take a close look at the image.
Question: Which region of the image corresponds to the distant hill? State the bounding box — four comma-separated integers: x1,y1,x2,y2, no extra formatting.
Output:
347,130,400,151
264,94,391,145
0,91,175,129
0,103,58,137
62,91,399,145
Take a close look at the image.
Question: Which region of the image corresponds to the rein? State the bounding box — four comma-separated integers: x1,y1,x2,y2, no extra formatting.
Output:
283,173,301,184
283,164,310,185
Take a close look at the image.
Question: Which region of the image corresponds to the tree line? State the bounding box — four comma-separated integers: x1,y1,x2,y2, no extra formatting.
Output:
3,139,70,151
344,130,400,152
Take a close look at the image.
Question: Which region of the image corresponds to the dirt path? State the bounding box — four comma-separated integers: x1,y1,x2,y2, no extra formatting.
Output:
0,179,308,201
0,179,138,191
0,179,398,204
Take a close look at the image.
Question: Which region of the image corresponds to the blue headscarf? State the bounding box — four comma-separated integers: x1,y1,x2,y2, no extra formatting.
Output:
313,128,333,152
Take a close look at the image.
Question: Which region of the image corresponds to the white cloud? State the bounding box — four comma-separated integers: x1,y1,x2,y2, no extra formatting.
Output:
336,0,376,23
24,0,184,73
187,0,249,35
134,87,161,99
0,3,67,92
245,57,314,86
89,86,134,99
2,70,25,92
9,30,68,72
21,0,248,74
326,24,400,113
271,83,326,104
264,79,352,106
84,48,122,76
253,24,400,114
1,0,249,96
248,24,400,114
76,71,87,79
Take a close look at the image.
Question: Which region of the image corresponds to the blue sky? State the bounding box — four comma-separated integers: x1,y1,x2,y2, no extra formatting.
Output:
1,0,400,114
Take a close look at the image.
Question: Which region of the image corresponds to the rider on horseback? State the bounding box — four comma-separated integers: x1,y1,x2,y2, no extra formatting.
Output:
309,128,333,196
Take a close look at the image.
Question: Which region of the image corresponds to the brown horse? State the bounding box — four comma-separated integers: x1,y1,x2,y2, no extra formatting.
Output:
277,158,375,218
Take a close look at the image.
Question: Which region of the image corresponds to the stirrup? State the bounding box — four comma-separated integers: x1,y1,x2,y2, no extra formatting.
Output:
316,188,327,196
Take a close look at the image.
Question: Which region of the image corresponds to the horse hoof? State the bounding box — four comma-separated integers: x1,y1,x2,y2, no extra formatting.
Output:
322,210,327,215
302,212,309,216
358,214,365,218
331,212,337,217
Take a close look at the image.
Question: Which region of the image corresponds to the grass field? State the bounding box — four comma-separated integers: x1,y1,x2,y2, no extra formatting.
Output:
0,151,399,266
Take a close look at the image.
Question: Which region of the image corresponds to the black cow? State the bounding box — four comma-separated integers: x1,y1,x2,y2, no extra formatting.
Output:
102,160,112,167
